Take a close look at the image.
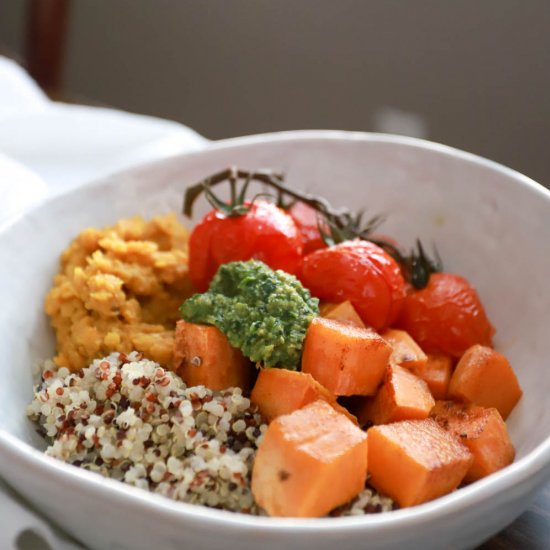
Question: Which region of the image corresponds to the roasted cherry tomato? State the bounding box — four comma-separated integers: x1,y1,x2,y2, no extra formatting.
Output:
189,201,303,291
396,272,495,357
287,201,326,254
300,240,406,329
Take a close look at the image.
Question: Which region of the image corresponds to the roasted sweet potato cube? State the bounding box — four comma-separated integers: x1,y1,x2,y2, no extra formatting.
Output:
301,317,392,396
431,401,515,482
357,364,435,426
368,419,473,507
411,353,453,400
381,329,428,371
448,345,522,419
252,400,368,517
173,320,252,391
322,300,367,328
250,368,357,424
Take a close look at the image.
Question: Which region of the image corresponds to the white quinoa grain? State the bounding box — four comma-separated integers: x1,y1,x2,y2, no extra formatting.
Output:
232,419,246,433
150,462,167,483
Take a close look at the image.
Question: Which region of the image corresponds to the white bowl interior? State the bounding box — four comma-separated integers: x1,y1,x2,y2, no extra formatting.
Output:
0,132,549,548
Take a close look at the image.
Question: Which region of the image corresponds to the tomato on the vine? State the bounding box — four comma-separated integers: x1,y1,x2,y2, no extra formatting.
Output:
189,200,303,292
299,240,406,330
287,201,326,254
396,272,495,357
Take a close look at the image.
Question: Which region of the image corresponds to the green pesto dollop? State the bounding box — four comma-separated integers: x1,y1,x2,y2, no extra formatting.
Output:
180,260,319,370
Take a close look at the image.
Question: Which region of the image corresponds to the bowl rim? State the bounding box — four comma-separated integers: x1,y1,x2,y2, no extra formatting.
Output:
1,129,549,532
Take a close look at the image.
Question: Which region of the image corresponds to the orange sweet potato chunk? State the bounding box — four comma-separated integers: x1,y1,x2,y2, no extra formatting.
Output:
381,329,428,371
301,317,392,396
411,353,453,400
368,419,472,507
173,320,252,391
252,400,368,517
448,345,522,419
357,364,435,426
322,300,367,328
431,401,515,482
251,368,357,424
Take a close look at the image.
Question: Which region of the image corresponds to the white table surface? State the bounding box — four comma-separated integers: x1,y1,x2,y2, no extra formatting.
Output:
0,55,209,550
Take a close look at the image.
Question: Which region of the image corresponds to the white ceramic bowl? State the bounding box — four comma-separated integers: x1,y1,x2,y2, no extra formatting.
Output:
1,131,549,550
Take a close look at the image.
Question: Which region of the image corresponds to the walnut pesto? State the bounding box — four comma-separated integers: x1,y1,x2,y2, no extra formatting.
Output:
180,260,319,369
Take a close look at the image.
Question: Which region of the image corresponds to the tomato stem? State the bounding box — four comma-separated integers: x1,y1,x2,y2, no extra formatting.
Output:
183,167,287,218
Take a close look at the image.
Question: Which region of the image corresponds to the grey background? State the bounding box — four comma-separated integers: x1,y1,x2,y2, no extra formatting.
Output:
1,1,549,186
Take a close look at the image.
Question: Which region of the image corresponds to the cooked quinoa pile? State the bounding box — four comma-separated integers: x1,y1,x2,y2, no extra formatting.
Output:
27,352,266,513
27,351,395,516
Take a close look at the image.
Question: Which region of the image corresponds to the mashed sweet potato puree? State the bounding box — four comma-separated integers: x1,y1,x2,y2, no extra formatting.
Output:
45,214,193,371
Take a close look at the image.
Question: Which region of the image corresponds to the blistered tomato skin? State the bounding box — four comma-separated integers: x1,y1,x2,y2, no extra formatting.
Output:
396,272,495,358
300,240,406,330
189,201,304,292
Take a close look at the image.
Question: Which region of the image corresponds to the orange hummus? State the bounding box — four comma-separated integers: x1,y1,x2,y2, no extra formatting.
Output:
45,213,193,371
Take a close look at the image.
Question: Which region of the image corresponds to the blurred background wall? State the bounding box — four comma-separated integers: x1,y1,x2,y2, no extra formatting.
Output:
1,0,549,186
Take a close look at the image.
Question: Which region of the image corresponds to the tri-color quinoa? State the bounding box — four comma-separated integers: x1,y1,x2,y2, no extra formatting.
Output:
27,352,266,513
27,351,395,516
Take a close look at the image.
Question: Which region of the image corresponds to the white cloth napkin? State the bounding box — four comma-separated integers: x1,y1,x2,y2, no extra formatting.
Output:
0,56,50,118
0,55,209,550
0,56,208,193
